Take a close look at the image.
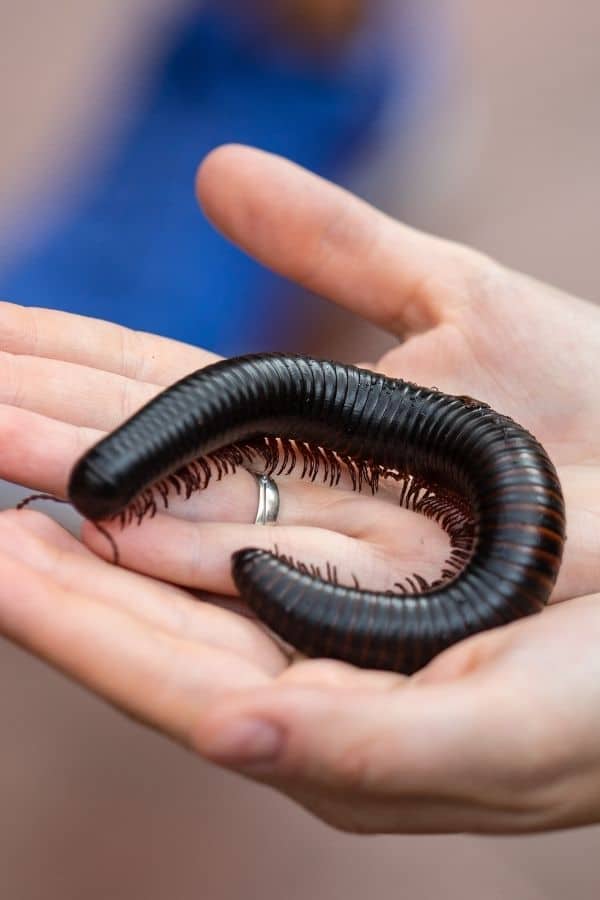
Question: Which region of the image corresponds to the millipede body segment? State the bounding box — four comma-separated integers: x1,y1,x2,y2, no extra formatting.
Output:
68,354,566,674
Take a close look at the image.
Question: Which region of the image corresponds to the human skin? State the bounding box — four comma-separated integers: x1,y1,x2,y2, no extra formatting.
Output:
0,145,599,834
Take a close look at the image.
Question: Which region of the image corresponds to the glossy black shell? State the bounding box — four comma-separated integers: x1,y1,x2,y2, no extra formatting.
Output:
68,354,566,674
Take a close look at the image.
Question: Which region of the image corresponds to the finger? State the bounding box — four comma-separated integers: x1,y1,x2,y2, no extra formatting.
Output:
85,453,592,605
0,550,272,744
82,512,450,597
191,613,575,836
0,352,163,431
0,403,447,582
276,657,406,692
195,596,600,813
554,464,600,602
195,681,450,790
0,510,286,674
141,463,444,545
190,679,542,833
197,145,479,337
0,404,101,497
0,302,219,385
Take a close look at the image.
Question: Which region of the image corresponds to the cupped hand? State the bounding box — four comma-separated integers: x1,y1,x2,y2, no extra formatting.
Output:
0,145,599,834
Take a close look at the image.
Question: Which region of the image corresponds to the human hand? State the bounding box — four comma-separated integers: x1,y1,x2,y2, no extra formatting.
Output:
0,145,599,833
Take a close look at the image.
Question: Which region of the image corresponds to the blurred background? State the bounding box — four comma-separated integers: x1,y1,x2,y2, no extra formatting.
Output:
1,0,600,897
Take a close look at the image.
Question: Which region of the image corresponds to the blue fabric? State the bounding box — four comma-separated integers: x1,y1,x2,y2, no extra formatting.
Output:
2,9,416,354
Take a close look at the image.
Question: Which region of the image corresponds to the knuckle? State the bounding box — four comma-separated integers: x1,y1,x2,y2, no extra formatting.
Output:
0,351,23,407
453,249,510,311
478,712,576,817
333,735,379,793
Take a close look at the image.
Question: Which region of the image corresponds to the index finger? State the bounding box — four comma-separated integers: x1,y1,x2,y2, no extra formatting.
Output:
0,302,220,385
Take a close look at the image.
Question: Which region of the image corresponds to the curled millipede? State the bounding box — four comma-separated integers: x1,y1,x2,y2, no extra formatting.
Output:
66,354,566,674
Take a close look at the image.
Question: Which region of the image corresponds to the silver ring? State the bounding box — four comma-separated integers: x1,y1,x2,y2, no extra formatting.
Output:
253,473,280,525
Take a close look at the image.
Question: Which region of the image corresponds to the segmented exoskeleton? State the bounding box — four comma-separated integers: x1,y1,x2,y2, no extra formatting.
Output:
67,354,566,674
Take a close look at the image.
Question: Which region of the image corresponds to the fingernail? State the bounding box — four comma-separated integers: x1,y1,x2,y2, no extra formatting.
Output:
205,718,283,770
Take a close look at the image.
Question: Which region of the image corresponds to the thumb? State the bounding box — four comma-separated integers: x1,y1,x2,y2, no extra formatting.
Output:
192,676,480,796
196,144,479,338
191,671,559,833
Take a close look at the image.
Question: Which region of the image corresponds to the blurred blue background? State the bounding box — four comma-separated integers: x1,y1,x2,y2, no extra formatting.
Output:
1,3,426,355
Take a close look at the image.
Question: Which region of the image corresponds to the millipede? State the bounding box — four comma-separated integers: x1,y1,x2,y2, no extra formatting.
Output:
65,353,566,675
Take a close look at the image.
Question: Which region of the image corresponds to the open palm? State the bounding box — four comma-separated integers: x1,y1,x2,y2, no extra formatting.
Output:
1,145,599,833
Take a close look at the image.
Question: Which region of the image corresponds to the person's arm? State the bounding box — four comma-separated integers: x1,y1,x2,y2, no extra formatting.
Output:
0,145,599,834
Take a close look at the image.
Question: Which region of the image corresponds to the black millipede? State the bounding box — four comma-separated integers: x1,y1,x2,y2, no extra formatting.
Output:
65,353,566,675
